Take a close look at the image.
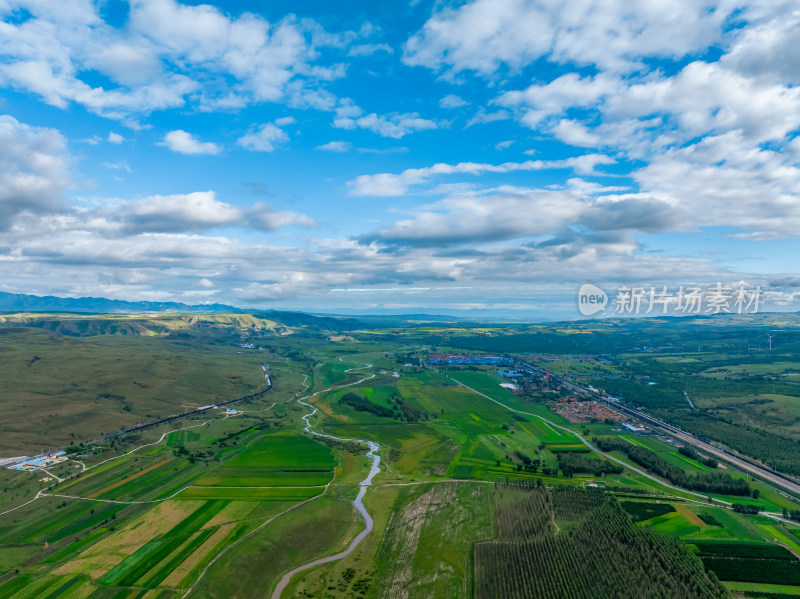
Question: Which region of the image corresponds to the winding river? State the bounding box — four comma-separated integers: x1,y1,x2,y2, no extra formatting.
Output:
271,365,381,599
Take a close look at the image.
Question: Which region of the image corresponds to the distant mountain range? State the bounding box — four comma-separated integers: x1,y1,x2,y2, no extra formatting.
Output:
0,291,470,338
0,291,463,324
0,291,245,314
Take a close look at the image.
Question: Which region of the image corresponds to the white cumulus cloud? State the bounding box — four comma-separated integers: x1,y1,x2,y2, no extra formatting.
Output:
404,0,737,75
237,123,290,152
0,114,70,229
317,140,352,152
348,155,616,196
160,130,221,155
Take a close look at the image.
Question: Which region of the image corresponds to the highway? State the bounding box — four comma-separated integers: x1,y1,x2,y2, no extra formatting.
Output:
517,361,800,498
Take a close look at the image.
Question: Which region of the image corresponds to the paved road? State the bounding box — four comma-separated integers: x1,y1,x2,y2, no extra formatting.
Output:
448,377,729,505
650,421,800,497
450,375,800,523
518,361,800,499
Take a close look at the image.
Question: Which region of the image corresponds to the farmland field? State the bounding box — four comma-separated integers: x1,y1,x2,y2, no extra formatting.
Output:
5,315,800,596
194,430,335,488
187,496,360,599
474,484,727,599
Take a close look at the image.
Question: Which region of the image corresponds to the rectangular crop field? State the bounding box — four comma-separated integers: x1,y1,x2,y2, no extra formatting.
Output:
193,431,334,488
723,581,800,595
621,501,676,522
178,486,323,501
702,557,800,585
694,538,800,585
692,540,797,560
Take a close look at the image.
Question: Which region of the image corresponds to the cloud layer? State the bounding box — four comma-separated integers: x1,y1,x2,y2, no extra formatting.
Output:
0,0,798,315
0,115,70,229
0,0,355,120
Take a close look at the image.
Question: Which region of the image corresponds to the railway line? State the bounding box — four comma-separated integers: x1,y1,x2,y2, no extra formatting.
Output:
102,382,272,440
517,361,800,498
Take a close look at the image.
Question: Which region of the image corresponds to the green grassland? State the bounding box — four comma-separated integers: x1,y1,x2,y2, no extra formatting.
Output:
0,312,292,338
275,481,495,599
621,500,676,521
0,426,337,595
363,386,397,409
0,356,338,597
194,430,335,488
369,482,493,598
724,581,800,596
315,360,356,389
5,316,800,596
475,484,728,599
0,337,403,596
0,327,268,456
360,314,800,473
279,484,400,598
615,495,800,588
187,495,360,599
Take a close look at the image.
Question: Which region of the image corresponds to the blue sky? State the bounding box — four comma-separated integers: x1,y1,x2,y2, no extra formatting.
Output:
1,0,799,319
